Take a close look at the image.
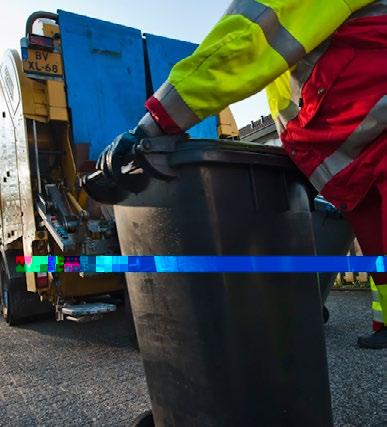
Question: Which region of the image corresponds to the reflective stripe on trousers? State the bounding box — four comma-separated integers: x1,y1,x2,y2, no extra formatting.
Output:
309,96,387,192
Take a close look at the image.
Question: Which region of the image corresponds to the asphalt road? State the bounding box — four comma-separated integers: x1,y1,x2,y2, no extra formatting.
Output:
325,291,385,427
0,291,384,426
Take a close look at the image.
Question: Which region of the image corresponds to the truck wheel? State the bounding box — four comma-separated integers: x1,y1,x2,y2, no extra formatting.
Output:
0,265,18,325
0,261,51,326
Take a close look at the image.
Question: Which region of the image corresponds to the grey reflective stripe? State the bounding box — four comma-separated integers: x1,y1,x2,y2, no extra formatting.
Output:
373,307,384,323
372,290,381,302
274,41,329,135
277,100,300,131
154,82,201,131
224,0,306,66
137,112,164,137
309,96,387,191
289,40,329,105
350,0,387,19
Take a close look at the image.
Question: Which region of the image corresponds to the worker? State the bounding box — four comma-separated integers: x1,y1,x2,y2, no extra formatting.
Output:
91,0,387,348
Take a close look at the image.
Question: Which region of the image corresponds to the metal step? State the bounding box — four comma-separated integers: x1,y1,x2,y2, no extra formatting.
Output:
61,302,116,322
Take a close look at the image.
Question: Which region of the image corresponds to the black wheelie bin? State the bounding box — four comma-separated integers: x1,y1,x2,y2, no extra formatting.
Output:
111,138,333,427
312,195,354,322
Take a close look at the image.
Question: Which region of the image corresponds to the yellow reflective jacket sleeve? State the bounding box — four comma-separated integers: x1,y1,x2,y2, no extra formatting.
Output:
146,0,374,133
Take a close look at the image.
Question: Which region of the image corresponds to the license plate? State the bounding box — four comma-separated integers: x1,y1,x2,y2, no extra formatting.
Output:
23,48,63,77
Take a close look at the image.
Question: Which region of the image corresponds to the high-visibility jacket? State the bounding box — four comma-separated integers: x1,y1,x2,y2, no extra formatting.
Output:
141,0,387,211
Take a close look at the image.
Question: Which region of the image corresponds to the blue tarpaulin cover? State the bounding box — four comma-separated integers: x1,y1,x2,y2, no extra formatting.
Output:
58,11,218,160
58,10,147,160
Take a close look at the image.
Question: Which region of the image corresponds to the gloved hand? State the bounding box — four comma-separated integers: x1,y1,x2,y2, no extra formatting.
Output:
80,170,132,205
81,130,149,204
82,129,187,204
96,130,139,184
96,130,151,193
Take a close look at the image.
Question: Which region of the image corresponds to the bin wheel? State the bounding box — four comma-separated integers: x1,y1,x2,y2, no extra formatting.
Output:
132,410,154,427
124,287,139,350
322,305,330,324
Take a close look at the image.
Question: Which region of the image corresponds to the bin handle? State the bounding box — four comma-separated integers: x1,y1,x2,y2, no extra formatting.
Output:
314,196,342,218
135,134,188,180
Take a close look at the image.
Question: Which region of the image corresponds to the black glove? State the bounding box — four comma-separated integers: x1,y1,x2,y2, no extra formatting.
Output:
82,130,187,204
97,130,151,193
81,131,149,204
80,170,131,205
96,131,136,180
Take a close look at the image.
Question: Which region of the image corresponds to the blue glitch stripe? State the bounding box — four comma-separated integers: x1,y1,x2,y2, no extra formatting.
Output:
45,255,387,273
152,256,386,273
18,256,387,273
79,256,156,273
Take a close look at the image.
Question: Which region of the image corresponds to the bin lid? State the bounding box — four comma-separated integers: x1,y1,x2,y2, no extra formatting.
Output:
169,139,296,170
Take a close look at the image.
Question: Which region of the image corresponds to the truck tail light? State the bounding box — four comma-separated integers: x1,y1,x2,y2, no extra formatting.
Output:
29,34,54,50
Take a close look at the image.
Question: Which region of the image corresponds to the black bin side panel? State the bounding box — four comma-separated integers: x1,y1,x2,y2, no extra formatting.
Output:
115,161,332,427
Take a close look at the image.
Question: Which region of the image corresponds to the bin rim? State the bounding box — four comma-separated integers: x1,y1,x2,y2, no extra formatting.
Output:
168,138,296,169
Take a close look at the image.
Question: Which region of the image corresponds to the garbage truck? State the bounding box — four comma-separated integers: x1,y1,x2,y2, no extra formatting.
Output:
0,10,239,325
